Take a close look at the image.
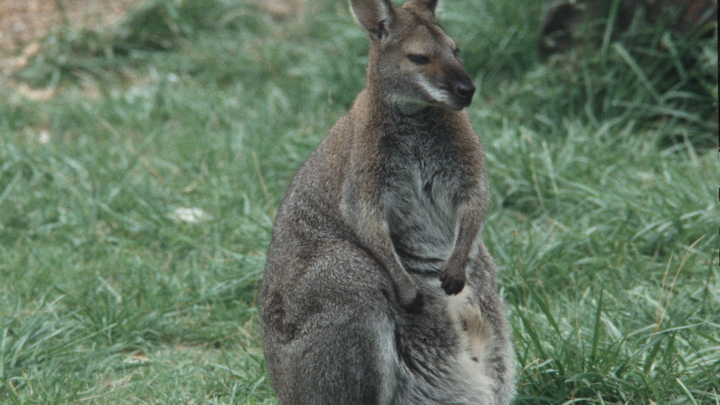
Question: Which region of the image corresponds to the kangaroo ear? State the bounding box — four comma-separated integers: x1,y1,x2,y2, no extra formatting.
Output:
404,0,438,19
350,0,396,39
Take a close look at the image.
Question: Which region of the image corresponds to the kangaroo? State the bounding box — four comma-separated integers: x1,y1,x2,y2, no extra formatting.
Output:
259,0,515,403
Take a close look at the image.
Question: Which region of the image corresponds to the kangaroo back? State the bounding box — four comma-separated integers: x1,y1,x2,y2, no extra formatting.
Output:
259,0,515,403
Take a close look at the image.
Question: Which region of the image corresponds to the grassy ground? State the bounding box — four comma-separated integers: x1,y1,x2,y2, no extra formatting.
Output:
0,0,718,403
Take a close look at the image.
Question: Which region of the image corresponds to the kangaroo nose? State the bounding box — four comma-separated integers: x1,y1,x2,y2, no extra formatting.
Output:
455,81,475,103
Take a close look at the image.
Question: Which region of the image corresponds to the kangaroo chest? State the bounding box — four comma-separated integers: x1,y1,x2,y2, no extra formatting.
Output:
382,133,463,272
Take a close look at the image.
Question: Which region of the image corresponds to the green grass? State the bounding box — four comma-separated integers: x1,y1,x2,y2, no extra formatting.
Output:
1,0,718,403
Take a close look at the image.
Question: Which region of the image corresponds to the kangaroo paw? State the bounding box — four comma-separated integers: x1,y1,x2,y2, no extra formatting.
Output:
398,283,424,312
439,267,466,295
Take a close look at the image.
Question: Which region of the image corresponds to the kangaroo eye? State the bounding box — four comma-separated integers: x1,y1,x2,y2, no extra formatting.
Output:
407,54,431,65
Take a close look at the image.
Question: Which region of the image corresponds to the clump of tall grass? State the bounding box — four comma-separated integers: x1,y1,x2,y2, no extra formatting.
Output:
443,0,717,148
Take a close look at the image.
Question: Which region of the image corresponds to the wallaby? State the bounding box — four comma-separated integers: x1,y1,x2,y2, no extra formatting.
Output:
259,0,515,403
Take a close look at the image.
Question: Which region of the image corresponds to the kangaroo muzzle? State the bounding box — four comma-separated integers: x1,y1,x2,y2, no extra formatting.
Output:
454,79,475,108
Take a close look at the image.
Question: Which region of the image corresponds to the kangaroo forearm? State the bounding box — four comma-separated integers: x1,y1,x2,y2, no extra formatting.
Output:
352,211,422,309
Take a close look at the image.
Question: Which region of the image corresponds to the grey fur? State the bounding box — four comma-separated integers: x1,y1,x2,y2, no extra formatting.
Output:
259,0,515,403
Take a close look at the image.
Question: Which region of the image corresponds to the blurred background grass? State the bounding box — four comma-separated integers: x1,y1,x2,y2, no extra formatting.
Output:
0,0,717,403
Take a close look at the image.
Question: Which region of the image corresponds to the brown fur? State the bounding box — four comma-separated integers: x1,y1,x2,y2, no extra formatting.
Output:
259,0,515,403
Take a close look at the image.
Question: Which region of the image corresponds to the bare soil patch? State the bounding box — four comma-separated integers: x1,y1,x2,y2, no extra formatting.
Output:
0,0,134,76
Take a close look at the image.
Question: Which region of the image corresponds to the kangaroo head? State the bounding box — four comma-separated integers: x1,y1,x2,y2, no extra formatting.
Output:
351,0,475,112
